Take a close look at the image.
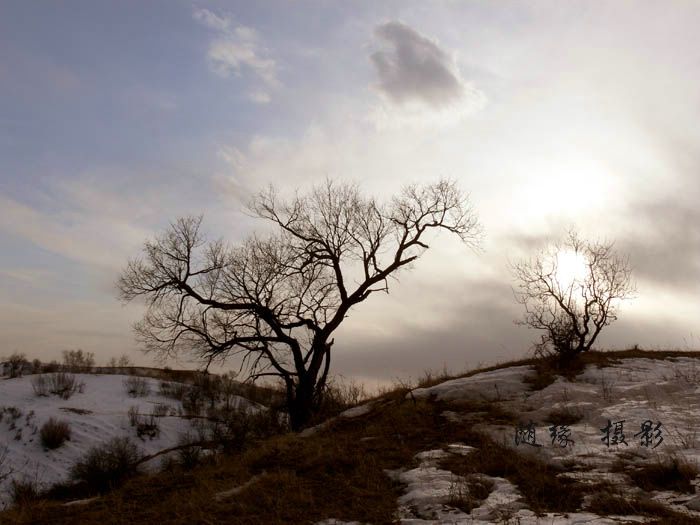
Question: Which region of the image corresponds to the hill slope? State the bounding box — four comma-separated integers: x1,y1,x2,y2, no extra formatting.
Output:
2,351,700,524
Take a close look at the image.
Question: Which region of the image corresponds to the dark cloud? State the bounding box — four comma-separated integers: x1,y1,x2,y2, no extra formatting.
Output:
371,21,465,108
333,279,528,380
329,273,695,382
619,200,700,291
504,199,700,293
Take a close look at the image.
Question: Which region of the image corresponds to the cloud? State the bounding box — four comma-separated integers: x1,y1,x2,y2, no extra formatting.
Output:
371,21,467,109
248,90,271,104
619,200,700,292
194,8,278,88
0,193,149,271
0,268,52,286
192,8,230,32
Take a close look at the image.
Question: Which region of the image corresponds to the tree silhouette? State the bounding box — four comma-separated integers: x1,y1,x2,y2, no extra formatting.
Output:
118,179,480,430
511,230,634,363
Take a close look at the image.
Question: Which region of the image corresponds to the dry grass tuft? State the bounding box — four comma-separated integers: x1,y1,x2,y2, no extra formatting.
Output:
617,455,700,494
447,474,494,513
545,406,584,426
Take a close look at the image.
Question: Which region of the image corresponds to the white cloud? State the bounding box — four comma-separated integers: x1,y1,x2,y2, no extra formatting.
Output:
248,90,271,104
207,37,278,85
0,268,52,286
193,7,279,89
0,185,152,271
192,8,230,32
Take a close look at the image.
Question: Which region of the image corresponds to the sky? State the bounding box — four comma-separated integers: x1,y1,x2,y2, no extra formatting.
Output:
1,1,700,387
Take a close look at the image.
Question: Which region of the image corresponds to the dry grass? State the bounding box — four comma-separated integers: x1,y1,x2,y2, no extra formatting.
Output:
3,349,700,524
615,455,700,494
440,435,595,514
545,406,584,426
447,475,494,513
587,491,700,523
1,399,450,524
39,418,71,450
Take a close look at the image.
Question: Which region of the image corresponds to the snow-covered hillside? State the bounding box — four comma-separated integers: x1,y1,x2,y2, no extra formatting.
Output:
392,356,700,523
0,373,254,508
3,355,700,524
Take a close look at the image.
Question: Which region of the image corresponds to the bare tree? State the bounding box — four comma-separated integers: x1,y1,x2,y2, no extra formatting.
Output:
511,230,635,363
3,352,28,378
117,179,480,430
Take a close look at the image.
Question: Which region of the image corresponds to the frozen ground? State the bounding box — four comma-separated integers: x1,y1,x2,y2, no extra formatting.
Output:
399,357,700,523
0,373,252,508
4,357,700,523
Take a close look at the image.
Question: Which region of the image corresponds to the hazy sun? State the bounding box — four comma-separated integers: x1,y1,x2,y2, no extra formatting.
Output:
555,249,588,290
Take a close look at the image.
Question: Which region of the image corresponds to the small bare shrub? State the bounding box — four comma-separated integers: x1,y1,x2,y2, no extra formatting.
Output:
0,443,13,483
599,371,614,402
11,478,40,506
31,374,49,397
40,418,71,449
3,406,23,423
124,376,150,397
545,407,584,426
176,432,203,470
127,405,139,427
127,406,160,439
159,380,190,401
136,415,159,439
625,456,699,494
70,436,141,491
195,404,287,454
37,372,85,399
152,403,170,417
33,372,85,399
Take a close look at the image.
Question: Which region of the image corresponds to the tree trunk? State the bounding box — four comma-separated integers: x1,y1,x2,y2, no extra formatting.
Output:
288,376,315,431
287,340,331,431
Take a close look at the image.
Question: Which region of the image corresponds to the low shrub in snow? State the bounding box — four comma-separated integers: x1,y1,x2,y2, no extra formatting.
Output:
40,418,71,449
127,406,160,440
0,443,11,484
31,372,84,399
159,380,190,401
176,432,204,470
192,404,286,454
123,376,150,397
70,436,141,491
11,478,40,506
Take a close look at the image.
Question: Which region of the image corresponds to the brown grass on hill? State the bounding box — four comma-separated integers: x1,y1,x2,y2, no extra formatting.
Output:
613,454,700,494
3,348,700,524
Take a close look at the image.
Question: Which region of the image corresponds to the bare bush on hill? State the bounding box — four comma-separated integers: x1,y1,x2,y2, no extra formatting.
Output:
70,437,141,492
40,418,71,449
31,372,85,399
123,376,151,397
511,230,634,363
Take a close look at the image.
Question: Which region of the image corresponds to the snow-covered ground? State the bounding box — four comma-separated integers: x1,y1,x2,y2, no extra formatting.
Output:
400,357,700,523
4,357,700,523
0,373,252,508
